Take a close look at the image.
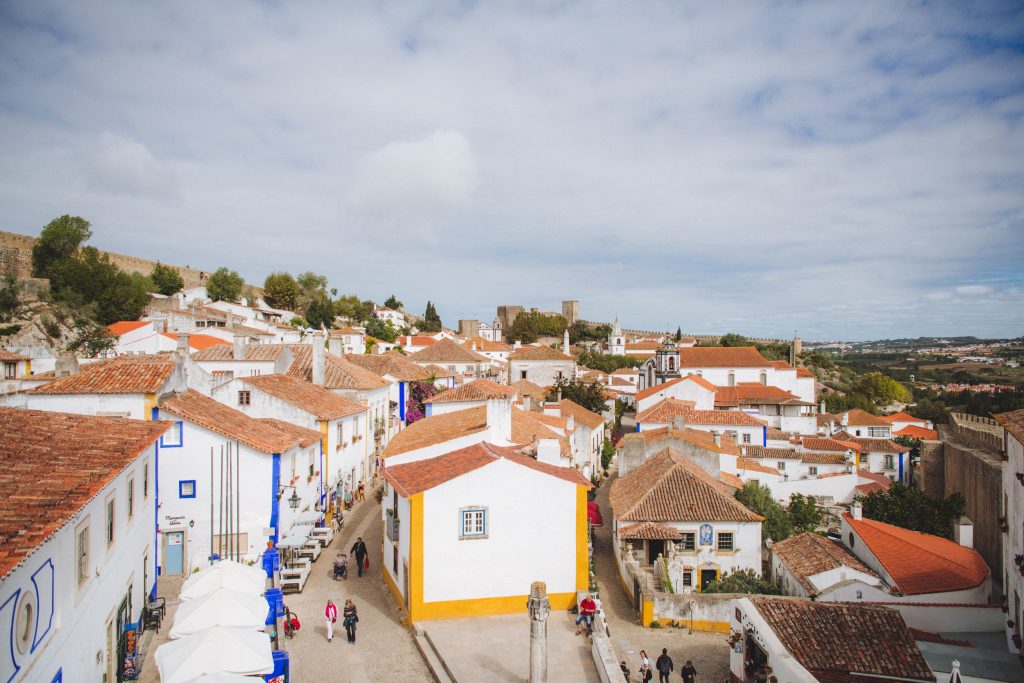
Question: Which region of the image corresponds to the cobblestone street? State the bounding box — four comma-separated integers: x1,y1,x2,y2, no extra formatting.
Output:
592,472,731,682
138,489,432,682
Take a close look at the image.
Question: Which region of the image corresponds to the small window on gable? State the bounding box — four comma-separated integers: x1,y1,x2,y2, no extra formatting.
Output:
160,421,183,447
460,507,488,539
238,391,251,406
742,433,751,444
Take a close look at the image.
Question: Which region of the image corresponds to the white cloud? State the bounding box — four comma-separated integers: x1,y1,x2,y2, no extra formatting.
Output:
350,129,478,218
85,132,179,200
954,285,995,296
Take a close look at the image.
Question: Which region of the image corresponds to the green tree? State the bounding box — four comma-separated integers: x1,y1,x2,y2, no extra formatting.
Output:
568,322,612,344
823,392,877,414
857,371,911,405
206,267,244,302
263,272,301,310
417,301,443,333
601,438,616,473
384,294,404,310
48,247,150,324
856,482,966,538
295,271,328,309
365,318,400,343
68,325,117,356
507,312,568,343
547,378,608,415
0,265,21,322
333,294,366,321
892,435,923,462
720,332,750,347
735,482,791,543
787,493,823,534
150,262,184,296
31,215,92,278
305,294,335,330
674,326,682,342
702,569,778,595
577,350,643,373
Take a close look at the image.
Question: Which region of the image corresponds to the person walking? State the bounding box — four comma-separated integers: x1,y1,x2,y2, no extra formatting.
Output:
680,660,697,683
342,599,358,643
655,648,673,683
324,599,337,642
639,650,652,682
351,537,368,577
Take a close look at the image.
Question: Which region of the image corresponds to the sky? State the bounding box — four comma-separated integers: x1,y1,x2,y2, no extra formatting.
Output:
1,2,1023,341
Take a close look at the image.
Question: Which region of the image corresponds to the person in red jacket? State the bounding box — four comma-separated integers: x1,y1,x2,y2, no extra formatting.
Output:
324,599,338,642
575,594,597,635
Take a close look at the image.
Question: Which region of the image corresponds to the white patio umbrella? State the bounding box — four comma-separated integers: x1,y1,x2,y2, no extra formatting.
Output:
170,589,270,638
293,510,322,524
155,627,273,683
183,674,263,683
180,560,266,601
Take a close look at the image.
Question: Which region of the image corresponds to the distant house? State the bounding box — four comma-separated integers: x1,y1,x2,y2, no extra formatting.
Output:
771,532,883,599
635,399,768,447
346,351,436,424
508,344,576,387
328,327,367,356
0,349,31,394
407,338,490,382
424,378,517,417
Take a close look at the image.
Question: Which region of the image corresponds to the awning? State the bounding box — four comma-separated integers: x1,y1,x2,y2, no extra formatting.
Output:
293,511,322,525
619,521,683,541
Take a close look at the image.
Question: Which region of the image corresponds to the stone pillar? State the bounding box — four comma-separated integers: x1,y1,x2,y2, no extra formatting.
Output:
528,581,550,683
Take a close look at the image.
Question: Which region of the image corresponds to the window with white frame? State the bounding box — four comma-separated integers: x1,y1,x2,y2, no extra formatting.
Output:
337,422,345,445
353,418,361,440
679,532,695,551
76,522,90,587
884,454,895,469
4,362,15,379
160,421,183,447
742,433,751,444
868,427,888,438
105,497,115,548
143,461,150,499
716,532,734,551
127,477,135,521
460,507,488,539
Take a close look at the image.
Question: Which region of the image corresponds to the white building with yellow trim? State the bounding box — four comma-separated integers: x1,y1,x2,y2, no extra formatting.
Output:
381,441,591,621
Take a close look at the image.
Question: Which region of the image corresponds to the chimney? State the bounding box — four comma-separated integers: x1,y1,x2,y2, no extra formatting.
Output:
562,329,570,355
176,332,191,357
851,500,863,521
840,412,849,427
712,432,722,448
523,395,532,411
514,340,522,349
828,419,836,434
953,517,974,548
55,350,79,377
670,415,686,432
819,400,826,414
232,335,246,361
328,335,342,357
536,438,561,466
486,398,512,443
312,332,326,386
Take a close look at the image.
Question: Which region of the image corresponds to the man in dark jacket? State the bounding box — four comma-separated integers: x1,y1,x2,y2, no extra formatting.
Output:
351,537,368,577
680,660,697,683
655,649,673,683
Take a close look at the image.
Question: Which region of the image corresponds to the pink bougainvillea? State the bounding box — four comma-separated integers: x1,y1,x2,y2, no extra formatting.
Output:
405,379,440,425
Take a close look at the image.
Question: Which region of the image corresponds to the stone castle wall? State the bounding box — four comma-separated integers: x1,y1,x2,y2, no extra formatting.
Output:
0,230,211,290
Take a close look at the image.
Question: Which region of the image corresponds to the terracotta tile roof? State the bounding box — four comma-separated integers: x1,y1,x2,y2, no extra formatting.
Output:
29,355,175,394
768,360,792,369
798,452,848,465
856,468,893,491
396,335,438,347
742,446,802,460
749,596,933,682
737,457,781,475
893,425,939,440
624,341,662,351
383,441,590,497
856,483,886,495
636,399,766,427
714,385,808,407
162,333,230,351
511,379,548,403
191,343,289,362
617,425,741,456
679,346,769,368
610,448,763,523
558,398,605,430
796,368,815,378
994,408,1024,445
535,412,568,429
383,405,570,459
801,436,858,452
330,327,365,336
461,336,512,352
633,374,717,401
765,427,789,440
0,408,171,579
618,521,683,540
0,349,29,362
425,379,517,404
719,472,744,489
160,390,300,454
345,351,433,382
508,345,574,362
882,411,924,424
611,368,638,376
843,514,989,595
257,418,323,448
834,432,904,454
240,374,366,420
107,320,150,336
408,338,488,364
423,364,457,378
286,346,388,390
772,533,878,596
843,409,891,427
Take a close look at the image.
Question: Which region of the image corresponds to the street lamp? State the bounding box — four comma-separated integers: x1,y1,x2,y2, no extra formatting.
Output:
277,485,301,511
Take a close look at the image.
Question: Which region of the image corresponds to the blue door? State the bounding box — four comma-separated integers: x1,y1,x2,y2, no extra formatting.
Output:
165,531,184,574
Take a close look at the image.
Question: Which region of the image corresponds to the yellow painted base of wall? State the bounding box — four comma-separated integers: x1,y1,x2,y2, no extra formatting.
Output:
413,591,577,621
381,569,408,625
651,618,730,633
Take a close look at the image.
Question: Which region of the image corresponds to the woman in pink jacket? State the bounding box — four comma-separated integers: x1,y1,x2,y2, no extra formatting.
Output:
325,599,338,642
